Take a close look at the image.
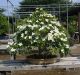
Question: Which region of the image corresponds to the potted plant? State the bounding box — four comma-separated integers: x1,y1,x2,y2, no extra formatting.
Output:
7,8,69,64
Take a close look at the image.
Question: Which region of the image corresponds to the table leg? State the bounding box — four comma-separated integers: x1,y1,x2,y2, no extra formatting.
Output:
0,72,6,75
0,71,11,75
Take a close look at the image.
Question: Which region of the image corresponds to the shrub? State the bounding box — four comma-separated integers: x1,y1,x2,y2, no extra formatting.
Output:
7,8,69,57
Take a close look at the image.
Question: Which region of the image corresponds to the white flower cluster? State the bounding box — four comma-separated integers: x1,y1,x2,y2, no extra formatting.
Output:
48,33,54,42
7,40,16,52
18,43,23,46
10,48,16,52
27,24,39,30
40,12,54,18
39,26,46,31
7,38,23,52
17,25,26,31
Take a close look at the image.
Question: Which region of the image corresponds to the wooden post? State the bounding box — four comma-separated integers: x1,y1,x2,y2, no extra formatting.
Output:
78,12,80,43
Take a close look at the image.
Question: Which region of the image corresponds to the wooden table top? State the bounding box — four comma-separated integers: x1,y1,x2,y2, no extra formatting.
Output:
0,57,79,71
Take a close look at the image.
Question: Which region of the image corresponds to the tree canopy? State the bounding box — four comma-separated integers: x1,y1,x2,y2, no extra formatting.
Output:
20,0,71,5
0,8,8,35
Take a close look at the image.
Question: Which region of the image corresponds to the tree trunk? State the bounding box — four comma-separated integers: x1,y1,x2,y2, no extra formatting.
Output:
10,53,16,60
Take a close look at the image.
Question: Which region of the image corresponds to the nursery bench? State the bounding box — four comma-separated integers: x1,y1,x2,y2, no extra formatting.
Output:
0,57,79,75
0,45,8,54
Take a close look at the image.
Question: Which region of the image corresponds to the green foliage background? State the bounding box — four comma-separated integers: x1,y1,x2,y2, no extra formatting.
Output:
0,9,8,35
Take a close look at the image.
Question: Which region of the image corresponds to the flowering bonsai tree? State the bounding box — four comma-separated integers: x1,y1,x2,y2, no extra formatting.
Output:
8,8,69,58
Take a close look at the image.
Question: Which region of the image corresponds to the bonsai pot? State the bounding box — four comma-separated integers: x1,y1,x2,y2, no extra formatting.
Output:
26,54,59,65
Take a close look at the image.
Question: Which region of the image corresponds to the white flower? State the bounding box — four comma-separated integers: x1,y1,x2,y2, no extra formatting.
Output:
45,19,48,22
28,25,32,28
48,33,54,41
36,10,38,12
54,33,59,37
31,26,34,30
36,8,39,10
42,38,46,41
40,14,43,17
17,26,21,29
36,20,39,23
47,27,50,29
31,25,38,30
29,36,32,39
24,36,27,39
18,25,26,30
49,24,52,27
54,26,59,33
47,14,53,17
35,36,39,39
65,45,69,48
51,21,56,24
30,14,32,16
32,32,35,35
61,49,64,53
41,22,44,24
59,32,66,36
27,20,32,23
40,8,43,10
7,45,10,48
18,43,23,46
51,21,61,26
50,30,53,33
17,26,20,29
39,26,45,31
60,38,64,41
11,48,16,52
8,41,14,45
33,24,38,28
56,21,61,26
33,40,37,42
13,33,16,36
21,33,24,38
25,31,27,34
61,38,67,41
22,25,26,29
